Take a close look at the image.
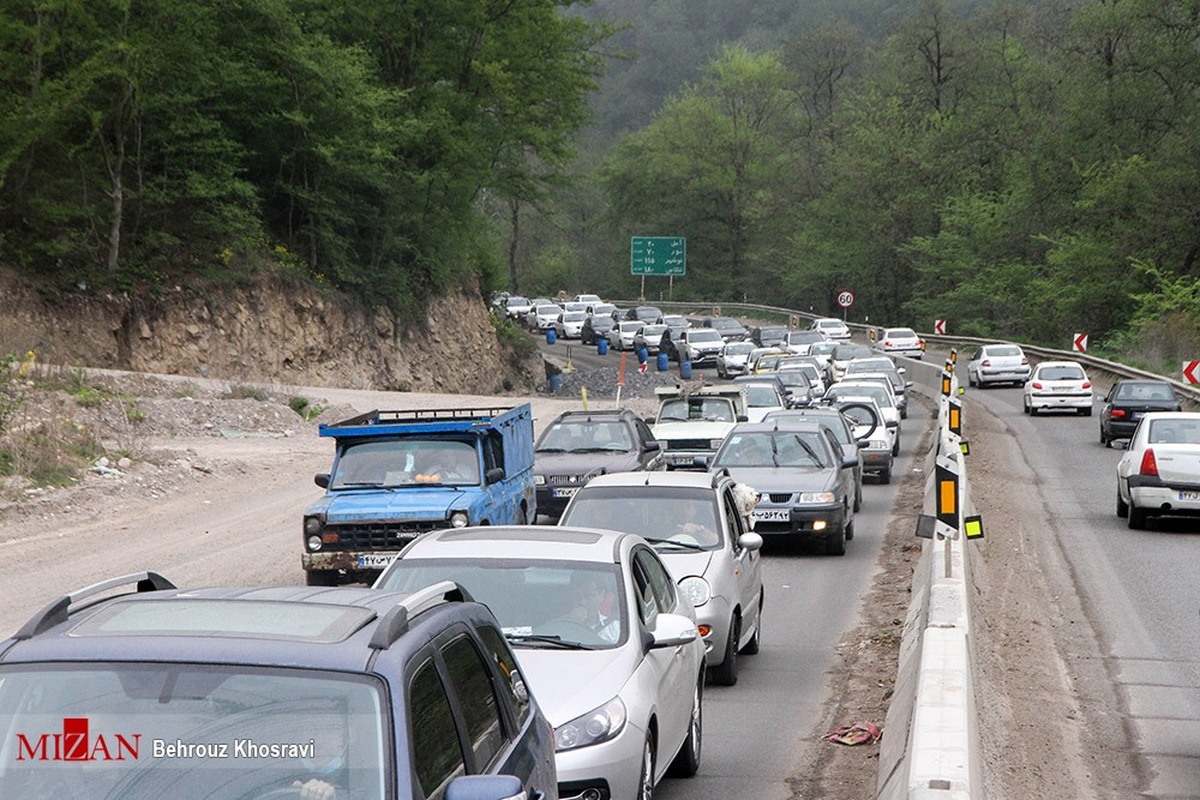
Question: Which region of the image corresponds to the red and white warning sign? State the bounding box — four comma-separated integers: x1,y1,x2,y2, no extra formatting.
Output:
933,319,946,335
1072,333,1088,352
1183,360,1200,384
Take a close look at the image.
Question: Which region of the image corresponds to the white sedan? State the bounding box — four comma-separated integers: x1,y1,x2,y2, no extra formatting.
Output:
1023,360,1094,416
1116,412,1200,529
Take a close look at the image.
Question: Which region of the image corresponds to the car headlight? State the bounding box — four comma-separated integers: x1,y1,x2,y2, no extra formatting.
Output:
797,492,836,504
449,511,469,528
678,576,711,607
710,438,724,449
304,516,323,536
306,535,323,552
534,474,546,486
555,697,627,752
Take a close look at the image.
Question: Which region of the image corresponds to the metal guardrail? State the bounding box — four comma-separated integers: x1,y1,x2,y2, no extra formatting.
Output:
614,298,1200,406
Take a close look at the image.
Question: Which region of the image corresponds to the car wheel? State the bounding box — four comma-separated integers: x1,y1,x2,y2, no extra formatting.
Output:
668,677,703,778
878,467,891,485
891,438,900,457
845,517,855,541
1100,427,1108,445
636,734,656,800
1116,487,1128,518
1082,407,1093,417
709,615,740,686
853,485,862,512
826,521,847,556
1128,505,1148,530
305,570,338,587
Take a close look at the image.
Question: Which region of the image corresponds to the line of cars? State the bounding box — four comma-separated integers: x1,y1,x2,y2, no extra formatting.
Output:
960,341,1200,534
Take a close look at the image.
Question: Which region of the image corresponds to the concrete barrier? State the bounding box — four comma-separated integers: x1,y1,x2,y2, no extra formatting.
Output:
877,351,983,800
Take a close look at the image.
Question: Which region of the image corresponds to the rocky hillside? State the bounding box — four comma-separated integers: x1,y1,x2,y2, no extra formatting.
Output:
0,270,543,394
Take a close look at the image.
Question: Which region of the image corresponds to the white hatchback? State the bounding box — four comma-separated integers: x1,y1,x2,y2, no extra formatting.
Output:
1116,412,1200,529
1023,360,1093,416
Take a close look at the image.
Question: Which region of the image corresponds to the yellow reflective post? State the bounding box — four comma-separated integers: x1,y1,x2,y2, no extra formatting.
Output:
948,399,962,437
935,463,958,531
964,515,984,540
581,386,589,410
950,348,958,365
941,371,952,397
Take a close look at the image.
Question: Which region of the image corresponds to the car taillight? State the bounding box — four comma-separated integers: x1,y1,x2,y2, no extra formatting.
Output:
1111,409,1127,419
883,339,893,346
981,360,991,367
1082,381,1091,389
1140,448,1159,477
1031,382,1043,390
1021,357,1030,365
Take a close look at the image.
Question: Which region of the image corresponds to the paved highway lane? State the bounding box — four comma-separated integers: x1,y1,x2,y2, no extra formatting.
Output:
961,380,1200,798
655,420,930,799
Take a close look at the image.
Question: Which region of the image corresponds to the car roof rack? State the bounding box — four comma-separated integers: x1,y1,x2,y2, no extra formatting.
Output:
12,571,176,641
368,581,475,651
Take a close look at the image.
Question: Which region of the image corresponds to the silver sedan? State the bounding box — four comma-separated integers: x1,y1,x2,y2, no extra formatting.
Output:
374,526,706,800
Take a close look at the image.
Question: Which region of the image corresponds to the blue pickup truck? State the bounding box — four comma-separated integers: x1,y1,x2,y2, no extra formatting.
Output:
302,405,537,585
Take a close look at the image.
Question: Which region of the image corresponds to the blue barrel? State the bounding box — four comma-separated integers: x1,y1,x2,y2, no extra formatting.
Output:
656,352,669,371
546,328,556,345
636,347,649,364
548,373,564,392
680,360,693,380
597,338,609,355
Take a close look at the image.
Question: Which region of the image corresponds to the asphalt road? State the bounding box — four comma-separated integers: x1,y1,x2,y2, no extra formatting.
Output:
962,379,1200,798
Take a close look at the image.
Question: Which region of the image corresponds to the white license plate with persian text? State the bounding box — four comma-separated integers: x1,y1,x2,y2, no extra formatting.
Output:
1178,491,1200,502
552,487,578,499
752,509,791,522
357,553,400,569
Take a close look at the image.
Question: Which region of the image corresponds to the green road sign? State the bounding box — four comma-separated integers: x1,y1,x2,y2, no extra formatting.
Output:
631,236,686,276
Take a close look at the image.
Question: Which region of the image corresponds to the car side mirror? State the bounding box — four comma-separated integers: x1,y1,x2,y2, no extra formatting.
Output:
445,775,525,800
856,440,869,449
737,415,749,423
842,456,860,469
645,441,661,452
648,613,699,649
314,473,330,489
485,467,506,484
737,532,764,552
1110,439,1130,450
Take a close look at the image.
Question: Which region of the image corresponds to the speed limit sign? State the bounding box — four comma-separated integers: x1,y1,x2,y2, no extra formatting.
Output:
836,290,855,309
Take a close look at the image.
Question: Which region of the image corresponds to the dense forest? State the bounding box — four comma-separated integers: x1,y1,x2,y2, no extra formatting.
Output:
1,0,1197,369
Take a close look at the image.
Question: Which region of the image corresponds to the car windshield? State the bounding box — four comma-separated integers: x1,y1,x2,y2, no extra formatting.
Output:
635,307,662,321
331,439,479,488
0,665,387,800
1115,382,1176,401
561,486,722,548
833,346,872,361
640,325,666,338
758,328,786,340
828,384,893,408
724,343,754,356
377,560,626,648
986,345,1023,358
770,412,851,444
1147,419,1200,444
659,397,736,422
786,332,822,344
1039,365,1085,381
809,342,838,356
689,330,721,343
537,420,634,453
742,385,782,407
537,304,560,315
563,311,587,322
710,319,741,331
714,430,830,469
886,328,916,338
619,322,643,333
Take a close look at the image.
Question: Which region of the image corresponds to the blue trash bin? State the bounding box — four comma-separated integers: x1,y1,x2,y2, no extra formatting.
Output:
680,360,693,380
636,347,649,364
656,352,669,372
546,328,557,345
597,338,608,356
548,373,564,393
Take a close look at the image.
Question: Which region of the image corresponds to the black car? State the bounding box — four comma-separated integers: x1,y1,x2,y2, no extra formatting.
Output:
710,421,858,555
0,573,558,800
701,316,749,342
1100,379,1182,444
534,408,663,519
750,326,788,348
580,313,616,345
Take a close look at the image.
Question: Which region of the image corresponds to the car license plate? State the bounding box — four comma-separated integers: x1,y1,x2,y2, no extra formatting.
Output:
356,553,399,569
1178,491,1200,502
552,487,578,499
753,509,790,522
1052,386,1075,393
